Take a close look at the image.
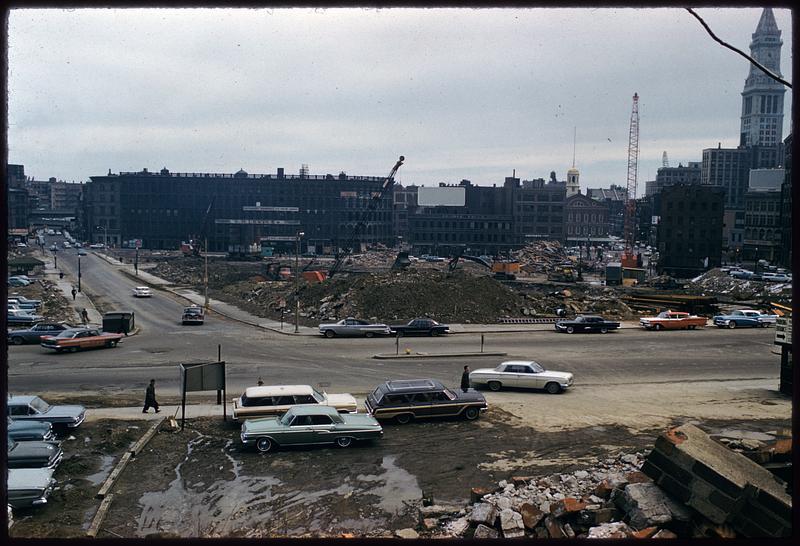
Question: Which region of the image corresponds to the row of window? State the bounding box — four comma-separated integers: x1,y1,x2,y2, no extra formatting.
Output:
411,220,512,230
410,232,513,243
744,228,779,242
567,212,603,223
745,215,779,227
746,200,780,212
566,226,604,236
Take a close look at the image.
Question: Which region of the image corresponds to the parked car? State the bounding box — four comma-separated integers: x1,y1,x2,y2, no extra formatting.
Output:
8,322,72,345
7,437,63,469
77,248,88,256
469,361,574,394
318,317,392,338
240,405,383,453
89,243,105,249
7,309,44,326
232,385,358,422
62,241,71,248
390,318,449,336
364,379,487,424
7,277,31,287
7,417,57,442
761,273,791,283
6,468,57,509
131,286,152,297
639,311,707,331
554,315,620,334
712,310,771,329
7,395,86,429
738,309,779,325
9,295,42,307
40,328,124,352
181,305,205,325
730,269,754,280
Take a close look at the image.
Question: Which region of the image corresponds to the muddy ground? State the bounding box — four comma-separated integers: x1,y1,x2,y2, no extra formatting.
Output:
9,412,791,539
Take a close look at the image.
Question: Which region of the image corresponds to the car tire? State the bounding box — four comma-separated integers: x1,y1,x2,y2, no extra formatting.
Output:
256,438,273,453
464,407,480,420
68,346,78,353
566,326,575,334
728,322,737,329
429,330,438,337
365,332,374,339
654,324,663,331
106,340,118,348
545,382,562,395
395,413,412,425
324,330,336,338
336,437,353,448
600,327,608,334
55,348,63,353
488,381,502,392
11,336,24,345
760,322,768,328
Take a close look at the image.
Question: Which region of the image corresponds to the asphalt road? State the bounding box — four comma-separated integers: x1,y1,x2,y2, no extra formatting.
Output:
8,243,781,398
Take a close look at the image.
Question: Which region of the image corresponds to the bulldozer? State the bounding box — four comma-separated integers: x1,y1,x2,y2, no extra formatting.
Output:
547,264,577,282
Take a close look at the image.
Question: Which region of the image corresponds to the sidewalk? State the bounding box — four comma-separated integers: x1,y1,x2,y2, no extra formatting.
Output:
39,251,104,326
85,403,228,422
92,251,644,335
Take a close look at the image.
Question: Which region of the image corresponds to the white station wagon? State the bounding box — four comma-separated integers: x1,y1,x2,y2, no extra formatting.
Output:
131,286,152,297
231,384,358,421
469,360,574,394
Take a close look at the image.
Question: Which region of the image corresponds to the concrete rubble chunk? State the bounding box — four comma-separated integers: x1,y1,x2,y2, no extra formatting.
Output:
395,528,419,539
550,497,587,519
574,470,590,480
472,524,499,539
468,502,497,527
499,508,525,538
519,503,544,529
544,515,566,538
446,517,470,537
418,504,464,519
422,518,438,530
614,482,675,530
586,521,633,539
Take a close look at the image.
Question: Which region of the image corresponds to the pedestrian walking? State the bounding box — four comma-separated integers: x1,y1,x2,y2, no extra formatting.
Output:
59,271,64,280
142,379,160,413
461,365,471,392
257,377,264,386
71,287,77,300
81,308,90,326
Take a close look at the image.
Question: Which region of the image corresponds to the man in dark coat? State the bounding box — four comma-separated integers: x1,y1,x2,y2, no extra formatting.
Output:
71,287,77,300
461,365,471,392
142,379,160,413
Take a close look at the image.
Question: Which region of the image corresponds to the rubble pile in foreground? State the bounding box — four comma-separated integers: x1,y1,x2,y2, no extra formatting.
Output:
688,269,791,303
400,424,791,540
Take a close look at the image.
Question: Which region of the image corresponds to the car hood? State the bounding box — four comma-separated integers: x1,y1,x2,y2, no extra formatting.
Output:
7,468,55,489
452,389,486,404
324,393,358,407
9,441,59,460
42,405,86,420
8,420,52,434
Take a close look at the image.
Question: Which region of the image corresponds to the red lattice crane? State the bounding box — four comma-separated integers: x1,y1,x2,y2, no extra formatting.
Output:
621,93,640,269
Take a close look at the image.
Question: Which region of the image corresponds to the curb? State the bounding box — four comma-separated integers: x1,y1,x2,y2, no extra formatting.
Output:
373,351,507,360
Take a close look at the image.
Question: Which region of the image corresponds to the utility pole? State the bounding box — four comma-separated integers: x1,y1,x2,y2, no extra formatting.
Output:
294,231,304,333
203,237,209,309
77,255,82,292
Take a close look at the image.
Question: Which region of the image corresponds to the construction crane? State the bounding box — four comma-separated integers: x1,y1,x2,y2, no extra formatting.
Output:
621,93,640,269
327,156,404,278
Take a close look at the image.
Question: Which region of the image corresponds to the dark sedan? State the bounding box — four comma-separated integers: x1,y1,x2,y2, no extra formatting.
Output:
390,318,450,336
8,322,72,345
555,315,620,334
7,437,63,469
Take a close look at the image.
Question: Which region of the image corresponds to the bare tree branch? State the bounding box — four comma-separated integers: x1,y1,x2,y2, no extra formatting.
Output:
686,8,791,89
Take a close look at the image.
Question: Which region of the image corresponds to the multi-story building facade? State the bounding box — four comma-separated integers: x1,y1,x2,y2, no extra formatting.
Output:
777,134,792,268
656,184,724,277
742,169,784,263
6,164,29,231
83,167,395,252
587,184,625,237
564,193,608,242
645,162,701,196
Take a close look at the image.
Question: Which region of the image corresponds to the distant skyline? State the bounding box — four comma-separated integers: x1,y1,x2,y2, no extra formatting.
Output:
7,7,793,194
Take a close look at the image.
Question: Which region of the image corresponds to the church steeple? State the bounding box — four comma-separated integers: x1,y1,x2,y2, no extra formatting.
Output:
740,8,785,148
566,127,580,196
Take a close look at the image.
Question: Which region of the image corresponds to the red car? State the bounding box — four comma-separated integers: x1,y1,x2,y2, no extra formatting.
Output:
639,311,707,331
40,328,124,353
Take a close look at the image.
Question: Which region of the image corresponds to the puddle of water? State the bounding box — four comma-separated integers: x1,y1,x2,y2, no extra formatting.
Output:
355,455,422,514
85,454,116,486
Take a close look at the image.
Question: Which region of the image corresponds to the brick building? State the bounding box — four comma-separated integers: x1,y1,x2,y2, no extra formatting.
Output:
564,193,609,243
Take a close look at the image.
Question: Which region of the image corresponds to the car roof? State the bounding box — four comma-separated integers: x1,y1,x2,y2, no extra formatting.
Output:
134,286,150,290
243,385,316,397
285,405,339,417
383,379,443,392
7,395,41,404
500,360,540,367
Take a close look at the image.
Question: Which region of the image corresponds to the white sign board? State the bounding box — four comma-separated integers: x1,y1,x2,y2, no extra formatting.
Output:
418,186,465,207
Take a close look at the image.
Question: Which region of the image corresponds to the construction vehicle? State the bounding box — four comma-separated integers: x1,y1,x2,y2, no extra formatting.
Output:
621,93,641,269
327,156,405,278
548,264,577,282
447,251,520,280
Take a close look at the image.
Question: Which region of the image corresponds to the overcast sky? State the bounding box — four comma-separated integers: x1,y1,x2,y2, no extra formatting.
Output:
7,7,793,194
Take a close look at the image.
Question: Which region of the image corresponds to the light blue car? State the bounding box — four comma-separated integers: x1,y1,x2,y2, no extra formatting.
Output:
712,310,768,329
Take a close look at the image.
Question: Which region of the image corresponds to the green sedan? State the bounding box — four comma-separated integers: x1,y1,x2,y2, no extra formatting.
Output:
240,405,383,453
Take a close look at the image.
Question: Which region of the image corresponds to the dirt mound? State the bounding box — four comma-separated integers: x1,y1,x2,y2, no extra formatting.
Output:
687,268,792,303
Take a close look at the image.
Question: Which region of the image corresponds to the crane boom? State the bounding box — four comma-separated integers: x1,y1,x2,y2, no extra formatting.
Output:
328,156,404,278
622,93,640,268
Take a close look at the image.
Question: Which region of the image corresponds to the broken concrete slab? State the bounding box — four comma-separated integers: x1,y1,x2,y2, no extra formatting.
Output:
395,528,419,539
498,508,524,538
519,503,544,529
472,524,499,539
613,482,676,530
586,521,633,539
468,502,497,527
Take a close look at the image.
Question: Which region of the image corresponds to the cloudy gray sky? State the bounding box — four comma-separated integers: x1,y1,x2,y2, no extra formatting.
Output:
7,7,793,194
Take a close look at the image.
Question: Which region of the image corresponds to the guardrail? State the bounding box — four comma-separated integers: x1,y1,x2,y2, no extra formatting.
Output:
497,317,559,324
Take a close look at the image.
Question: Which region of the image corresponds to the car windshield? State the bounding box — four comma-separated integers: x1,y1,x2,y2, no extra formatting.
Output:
56,330,80,338
30,397,50,413
441,389,457,400
311,387,325,402
280,412,295,426
529,362,545,373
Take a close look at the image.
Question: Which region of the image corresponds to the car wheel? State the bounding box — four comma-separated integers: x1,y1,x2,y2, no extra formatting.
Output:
395,413,412,425
566,326,575,334
545,382,562,395
429,330,438,336
324,330,336,338
464,407,480,420
760,322,768,328
55,348,63,353
364,332,374,339
728,321,737,329
68,346,79,353
106,340,118,348
488,381,502,392
256,438,273,453
11,336,24,345
654,324,663,331
336,436,353,448
600,327,608,334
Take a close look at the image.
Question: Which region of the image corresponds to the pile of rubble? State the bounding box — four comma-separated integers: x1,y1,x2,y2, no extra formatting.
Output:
688,269,791,303
404,424,790,540
11,278,78,324
513,241,571,274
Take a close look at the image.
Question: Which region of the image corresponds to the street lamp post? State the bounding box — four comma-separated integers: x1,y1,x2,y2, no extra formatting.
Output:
294,231,305,333
77,255,82,292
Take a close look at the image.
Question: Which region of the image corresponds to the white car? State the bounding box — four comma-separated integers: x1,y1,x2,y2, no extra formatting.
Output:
231,384,358,421
89,243,105,249
131,286,152,297
469,360,574,394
